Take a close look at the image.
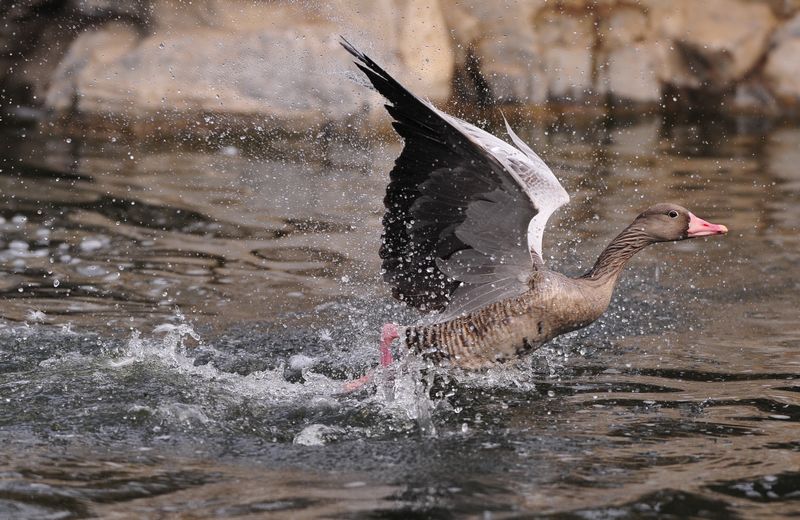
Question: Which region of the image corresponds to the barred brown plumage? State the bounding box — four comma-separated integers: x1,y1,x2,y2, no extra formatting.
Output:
339,39,728,385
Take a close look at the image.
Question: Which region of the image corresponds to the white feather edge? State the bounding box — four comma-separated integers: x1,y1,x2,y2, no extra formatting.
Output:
433,105,570,262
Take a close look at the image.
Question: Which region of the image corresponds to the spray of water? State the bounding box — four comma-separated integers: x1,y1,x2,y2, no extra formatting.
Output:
121,323,344,403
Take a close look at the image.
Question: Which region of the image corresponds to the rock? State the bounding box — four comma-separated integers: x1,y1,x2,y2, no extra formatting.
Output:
599,5,648,48
764,39,800,104
535,6,596,49
596,5,662,104
4,0,800,130
534,6,596,101
442,0,547,104
598,42,663,103
395,0,455,102
45,23,141,114
0,0,152,110
474,35,546,104
43,1,455,132
542,47,594,101
772,12,800,45
47,25,376,131
439,0,482,52
648,0,777,89
775,0,800,17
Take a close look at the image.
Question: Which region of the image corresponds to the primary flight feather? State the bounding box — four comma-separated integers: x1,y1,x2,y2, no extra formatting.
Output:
340,38,727,376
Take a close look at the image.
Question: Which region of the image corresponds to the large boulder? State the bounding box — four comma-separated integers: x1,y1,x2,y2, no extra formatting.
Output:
596,4,663,103
599,5,648,49
43,0,455,132
441,0,546,104
598,42,664,104
45,23,141,114
772,12,800,45
47,26,374,131
534,5,596,101
442,0,601,104
0,0,150,108
646,0,777,90
394,0,455,102
5,0,800,129
764,38,800,106
762,11,800,106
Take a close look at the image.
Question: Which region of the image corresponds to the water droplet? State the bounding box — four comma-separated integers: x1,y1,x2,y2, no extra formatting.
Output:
53,279,60,287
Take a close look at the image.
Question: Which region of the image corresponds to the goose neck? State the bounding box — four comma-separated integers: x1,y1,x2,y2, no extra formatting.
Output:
583,226,653,282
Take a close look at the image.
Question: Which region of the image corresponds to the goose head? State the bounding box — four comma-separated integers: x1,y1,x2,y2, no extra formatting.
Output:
632,203,728,242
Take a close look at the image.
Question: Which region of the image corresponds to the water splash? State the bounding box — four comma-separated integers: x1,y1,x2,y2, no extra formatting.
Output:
120,322,344,403
371,355,439,435
117,315,440,435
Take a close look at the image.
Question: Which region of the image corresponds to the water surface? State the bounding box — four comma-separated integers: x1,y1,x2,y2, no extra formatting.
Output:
0,113,798,518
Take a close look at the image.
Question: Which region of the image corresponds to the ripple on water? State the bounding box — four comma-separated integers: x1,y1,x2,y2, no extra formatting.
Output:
0,115,798,517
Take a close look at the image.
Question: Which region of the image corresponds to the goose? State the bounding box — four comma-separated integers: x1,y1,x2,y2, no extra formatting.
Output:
339,38,727,383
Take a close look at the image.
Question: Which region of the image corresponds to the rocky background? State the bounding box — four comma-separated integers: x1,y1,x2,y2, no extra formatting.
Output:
2,0,800,134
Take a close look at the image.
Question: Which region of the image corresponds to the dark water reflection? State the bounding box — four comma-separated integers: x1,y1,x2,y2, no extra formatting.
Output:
0,113,798,518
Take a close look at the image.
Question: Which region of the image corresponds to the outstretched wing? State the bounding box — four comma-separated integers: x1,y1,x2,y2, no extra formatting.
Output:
341,38,569,320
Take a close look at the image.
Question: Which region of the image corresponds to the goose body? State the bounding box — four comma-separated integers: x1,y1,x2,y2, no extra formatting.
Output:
340,39,728,372
405,271,611,368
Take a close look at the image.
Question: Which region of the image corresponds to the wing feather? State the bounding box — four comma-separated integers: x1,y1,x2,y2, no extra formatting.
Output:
341,38,569,320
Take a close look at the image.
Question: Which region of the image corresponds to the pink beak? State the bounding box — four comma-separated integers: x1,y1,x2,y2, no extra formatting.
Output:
686,212,728,237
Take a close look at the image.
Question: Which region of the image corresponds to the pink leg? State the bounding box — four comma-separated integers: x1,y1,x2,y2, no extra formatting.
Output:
342,371,373,392
340,323,400,393
380,323,399,367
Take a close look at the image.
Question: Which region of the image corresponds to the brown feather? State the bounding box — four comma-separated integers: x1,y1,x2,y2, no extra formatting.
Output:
402,203,725,368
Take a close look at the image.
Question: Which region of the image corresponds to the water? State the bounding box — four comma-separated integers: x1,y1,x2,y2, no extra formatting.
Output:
0,112,798,518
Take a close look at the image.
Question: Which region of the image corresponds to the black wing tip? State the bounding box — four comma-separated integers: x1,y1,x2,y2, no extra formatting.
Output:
338,36,393,86
339,36,360,59
339,36,374,72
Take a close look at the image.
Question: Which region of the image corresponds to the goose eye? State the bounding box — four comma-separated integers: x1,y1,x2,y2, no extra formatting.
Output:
668,210,679,219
